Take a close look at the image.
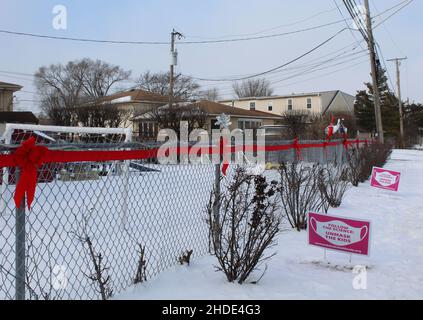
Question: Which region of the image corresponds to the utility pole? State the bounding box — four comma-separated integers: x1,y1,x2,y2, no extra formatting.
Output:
387,57,407,148
364,0,384,144
169,29,183,109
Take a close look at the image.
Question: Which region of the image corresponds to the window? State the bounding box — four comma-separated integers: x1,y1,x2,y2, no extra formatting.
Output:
211,119,220,130
268,101,273,111
307,98,312,109
238,120,262,131
139,121,158,139
287,99,293,111
250,102,256,111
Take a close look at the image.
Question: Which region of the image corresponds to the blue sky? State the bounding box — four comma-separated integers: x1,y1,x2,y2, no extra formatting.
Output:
0,0,421,113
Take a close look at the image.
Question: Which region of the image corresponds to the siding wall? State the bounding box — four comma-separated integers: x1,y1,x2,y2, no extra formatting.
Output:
221,95,322,115
0,91,13,112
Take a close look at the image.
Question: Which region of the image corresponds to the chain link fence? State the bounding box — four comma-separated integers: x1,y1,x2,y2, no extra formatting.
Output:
0,128,353,300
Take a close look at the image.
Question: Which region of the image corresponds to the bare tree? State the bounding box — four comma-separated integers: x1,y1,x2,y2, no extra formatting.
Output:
137,71,200,100
232,78,274,98
195,88,221,102
150,103,208,135
72,104,132,128
281,110,310,139
73,58,131,99
35,59,131,125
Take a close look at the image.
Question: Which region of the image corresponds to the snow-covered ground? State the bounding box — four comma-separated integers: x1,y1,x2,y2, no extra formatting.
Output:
118,149,423,300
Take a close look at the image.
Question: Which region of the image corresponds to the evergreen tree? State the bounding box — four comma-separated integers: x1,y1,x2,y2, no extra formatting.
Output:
354,69,399,138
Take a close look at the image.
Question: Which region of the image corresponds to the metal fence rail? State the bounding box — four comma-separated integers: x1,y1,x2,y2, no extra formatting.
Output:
0,138,355,300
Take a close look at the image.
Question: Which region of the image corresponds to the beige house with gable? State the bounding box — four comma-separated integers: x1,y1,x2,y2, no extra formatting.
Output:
0,81,22,112
219,90,355,116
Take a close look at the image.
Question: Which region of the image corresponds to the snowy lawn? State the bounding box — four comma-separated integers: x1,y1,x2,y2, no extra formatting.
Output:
117,149,423,300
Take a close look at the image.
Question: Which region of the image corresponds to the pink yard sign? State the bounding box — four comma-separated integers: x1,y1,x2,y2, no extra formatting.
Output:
308,212,371,256
370,167,401,192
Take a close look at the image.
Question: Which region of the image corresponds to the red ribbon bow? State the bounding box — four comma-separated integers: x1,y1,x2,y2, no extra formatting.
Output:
12,137,49,210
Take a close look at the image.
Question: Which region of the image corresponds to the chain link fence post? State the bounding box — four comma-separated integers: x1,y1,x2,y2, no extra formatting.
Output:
15,169,26,301
320,140,325,164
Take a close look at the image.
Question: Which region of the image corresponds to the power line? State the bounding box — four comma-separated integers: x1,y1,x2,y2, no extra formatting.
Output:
0,1,410,48
217,58,369,98
0,20,347,46
269,59,368,91
196,39,366,90
186,28,349,82
374,0,414,28
373,0,413,20
0,73,34,82
343,0,369,41
333,0,366,50
199,48,368,94
375,41,396,91
0,70,34,77
186,7,340,39
372,1,406,56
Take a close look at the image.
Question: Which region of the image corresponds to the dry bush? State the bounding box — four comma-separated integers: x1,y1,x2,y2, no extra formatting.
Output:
73,213,113,300
346,143,393,187
318,163,350,209
133,244,147,284
178,250,193,266
278,162,325,231
207,168,280,284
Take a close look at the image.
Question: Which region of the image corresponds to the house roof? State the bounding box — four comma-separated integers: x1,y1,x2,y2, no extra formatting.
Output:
190,100,280,119
219,90,354,102
91,89,173,105
0,81,23,92
321,90,355,115
219,90,355,115
132,100,281,121
0,112,39,124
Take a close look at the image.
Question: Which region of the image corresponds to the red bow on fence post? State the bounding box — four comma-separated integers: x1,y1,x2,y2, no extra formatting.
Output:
12,137,49,210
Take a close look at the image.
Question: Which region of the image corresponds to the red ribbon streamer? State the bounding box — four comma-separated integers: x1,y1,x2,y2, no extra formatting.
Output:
0,138,373,210
293,138,302,161
11,137,49,210
220,137,229,176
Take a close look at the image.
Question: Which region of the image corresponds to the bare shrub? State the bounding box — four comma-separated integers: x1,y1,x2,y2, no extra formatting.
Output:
318,163,350,209
81,237,113,300
207,168,280,284
346,143,393,187
178,250,193,266
133,244,147,284
278,162,324,231
280,110,310,139
73,214,113,300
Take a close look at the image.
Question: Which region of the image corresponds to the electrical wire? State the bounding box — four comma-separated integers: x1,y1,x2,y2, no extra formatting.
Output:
186,7,341,39
185,28,349,82
0,20,347,46
374,0,414,28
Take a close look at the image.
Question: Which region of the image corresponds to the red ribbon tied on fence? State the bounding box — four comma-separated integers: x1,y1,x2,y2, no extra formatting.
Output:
12,137,49,210
293,138,302,161
220,137,230,176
